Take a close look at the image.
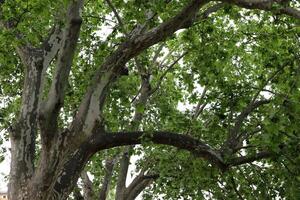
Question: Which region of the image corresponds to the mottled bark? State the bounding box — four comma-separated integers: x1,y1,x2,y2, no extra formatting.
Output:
9,47,43,199
8,0,83,199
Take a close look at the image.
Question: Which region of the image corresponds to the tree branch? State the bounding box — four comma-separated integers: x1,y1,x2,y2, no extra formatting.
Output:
105,0,127,35
73,186,84,200
152,43,165,64
115,148,130,200
49,133,273,198
41,24,64,70
150,52,187,95
222,99,270,153
81,171,95,200
91,131,226,170
71,0,208,147
222,0,300,19
126,178,155,200
229,151,273,167
98,157,116,200
39,0,84,143
193,86,208,119
116,63,152,199
199,2,225,19
230,176,244,200
222,67,283,152
125,171,159,200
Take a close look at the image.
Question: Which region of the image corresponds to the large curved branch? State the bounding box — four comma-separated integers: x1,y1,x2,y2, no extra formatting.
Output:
222,0,300,19
48,130,224,198
49,130,275,198
91,131,226,170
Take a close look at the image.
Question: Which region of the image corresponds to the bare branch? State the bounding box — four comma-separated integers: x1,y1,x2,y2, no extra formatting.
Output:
116,66,152,199
158,49,175,69
126,178,156,200
232,100,270,137
73,186,84,200
152,43,165,64
222,67,282,152
234,144,258,152
251,67,283,103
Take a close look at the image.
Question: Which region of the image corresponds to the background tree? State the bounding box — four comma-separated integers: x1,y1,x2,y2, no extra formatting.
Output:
0,0,299,199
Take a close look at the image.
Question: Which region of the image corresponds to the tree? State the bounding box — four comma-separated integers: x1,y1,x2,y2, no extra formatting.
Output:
0,0,299,199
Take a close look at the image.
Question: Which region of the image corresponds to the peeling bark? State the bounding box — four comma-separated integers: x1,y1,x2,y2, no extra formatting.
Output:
9,47,44,200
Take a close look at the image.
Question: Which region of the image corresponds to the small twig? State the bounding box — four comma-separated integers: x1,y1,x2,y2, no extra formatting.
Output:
193,86,208,119
152,43,165,64
150,52,188,95
251,67,283,104
158,49,175,69
105,0,128,36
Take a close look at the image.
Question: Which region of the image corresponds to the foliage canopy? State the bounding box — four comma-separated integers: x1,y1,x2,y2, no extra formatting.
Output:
0,0,300,199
